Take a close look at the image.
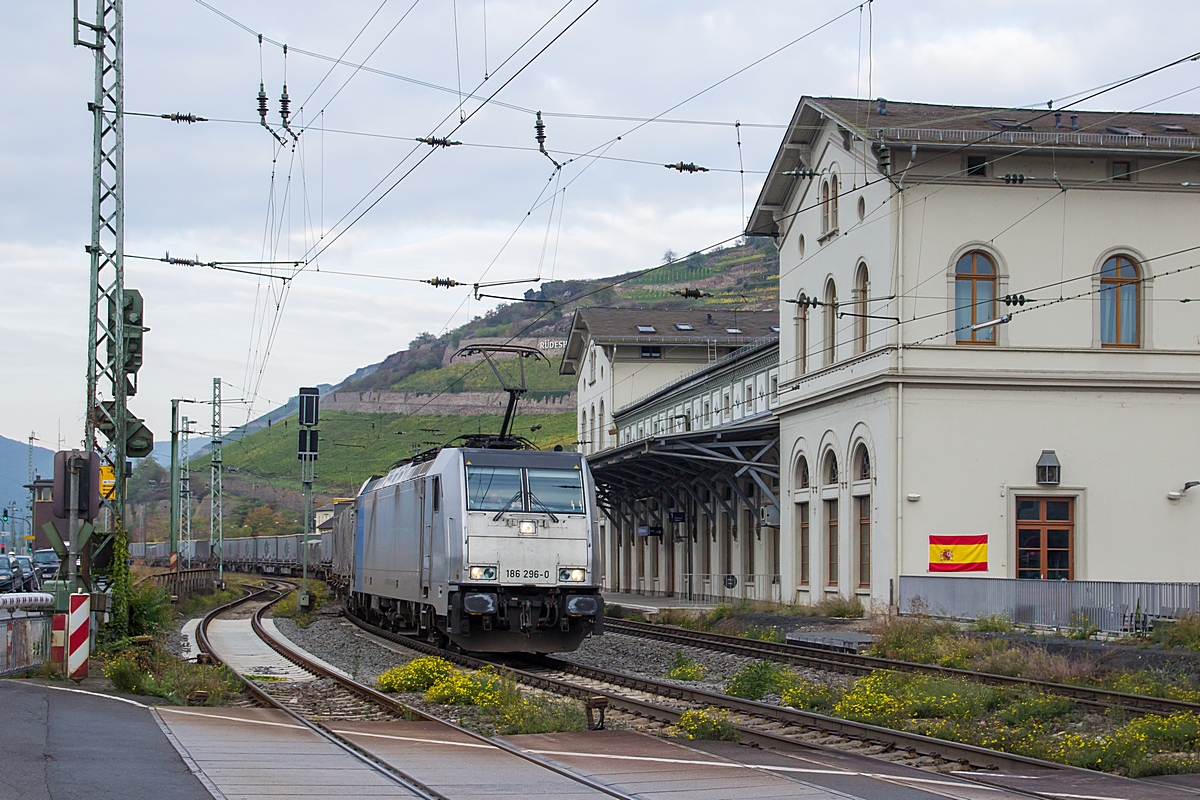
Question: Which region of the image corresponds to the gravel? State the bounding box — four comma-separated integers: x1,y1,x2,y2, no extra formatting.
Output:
274,611,417,685
559,631,854,694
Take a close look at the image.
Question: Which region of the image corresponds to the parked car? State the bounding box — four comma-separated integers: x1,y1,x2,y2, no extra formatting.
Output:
32,549,60,581
0,555,18,593
14,555,39,592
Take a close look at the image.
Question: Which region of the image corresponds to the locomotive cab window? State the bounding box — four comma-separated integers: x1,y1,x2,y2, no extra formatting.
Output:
465,466,524,511
526,469,585,514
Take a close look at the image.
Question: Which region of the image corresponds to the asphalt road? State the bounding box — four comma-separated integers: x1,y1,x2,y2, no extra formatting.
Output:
0,680,211,800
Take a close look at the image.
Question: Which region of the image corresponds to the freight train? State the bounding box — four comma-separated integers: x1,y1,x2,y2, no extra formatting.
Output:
330,444,604,653
130,534,332,576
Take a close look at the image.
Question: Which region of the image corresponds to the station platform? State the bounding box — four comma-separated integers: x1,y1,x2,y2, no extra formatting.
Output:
601,591,715,615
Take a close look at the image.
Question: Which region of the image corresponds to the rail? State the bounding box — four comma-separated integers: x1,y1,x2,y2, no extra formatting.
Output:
0,611,52,678
900,575,1200,634
141,568,213,600
605,617,1200,717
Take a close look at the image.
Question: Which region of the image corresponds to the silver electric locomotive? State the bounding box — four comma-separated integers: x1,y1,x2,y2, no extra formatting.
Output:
333,445,604,652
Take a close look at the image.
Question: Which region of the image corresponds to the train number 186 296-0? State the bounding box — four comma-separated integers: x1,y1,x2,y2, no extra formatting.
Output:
506,569,550,580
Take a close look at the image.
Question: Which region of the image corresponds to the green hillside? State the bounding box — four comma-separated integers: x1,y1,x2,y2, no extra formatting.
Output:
211,410,577,492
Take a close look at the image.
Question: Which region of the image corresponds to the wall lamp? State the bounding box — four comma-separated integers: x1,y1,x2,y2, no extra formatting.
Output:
1167,481,1200,501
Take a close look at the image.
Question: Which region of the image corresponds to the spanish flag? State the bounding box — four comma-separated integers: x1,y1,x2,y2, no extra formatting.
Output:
929,535,987,572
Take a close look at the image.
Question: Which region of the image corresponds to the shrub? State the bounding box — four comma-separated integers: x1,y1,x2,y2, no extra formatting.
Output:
105,654,148,694
376,656,456,693
127,583,171,637
996,695,1077,725
780,680,836,712
740,624,784,643
970,614,1016,633
425,666,504,706
868,613,958,663
676,708,740,741
814,595,865,618
725,661,790,701
1152,614,1200,651
1068,614,1099,641
103,647,241,704
487,693,587,735
664,652,706,682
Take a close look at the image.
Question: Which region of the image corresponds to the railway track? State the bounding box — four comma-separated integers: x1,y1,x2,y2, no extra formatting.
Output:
343,611,1086,776
604,617,1200,717
197,582,640,800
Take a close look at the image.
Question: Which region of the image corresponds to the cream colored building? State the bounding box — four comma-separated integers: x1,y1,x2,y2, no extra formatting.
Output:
747,97,1200,608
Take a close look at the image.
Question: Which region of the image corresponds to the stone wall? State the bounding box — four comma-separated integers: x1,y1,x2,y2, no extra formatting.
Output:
444,337,568,366
322,390,576,416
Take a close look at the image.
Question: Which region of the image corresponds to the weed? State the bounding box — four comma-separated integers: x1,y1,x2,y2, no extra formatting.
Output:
102,646,242,705
868,613,959,663
1152,614,1200,651
970,614,1016,633
740,624,785,643
425,666,504,706
1068,614,1099,641
813,595,865,618
996,695,1075,725
664,652,706,682
376,656,456,693
273,580,334,628
128,583,172,636
780,680,836,712
675,708,740,741
725,660,791,701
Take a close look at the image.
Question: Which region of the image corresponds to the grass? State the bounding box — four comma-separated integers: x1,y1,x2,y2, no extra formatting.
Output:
389,357,576,395
1152,614,1200,650
646,596,864,643
272,579,334,628
376,656,585,735
213,411,578,491
725,660,792,701
103,644,243,705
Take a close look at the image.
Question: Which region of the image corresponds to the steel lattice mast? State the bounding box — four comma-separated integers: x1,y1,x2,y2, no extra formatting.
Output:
211,378,223,581
78,0,127,517
180,416,191,568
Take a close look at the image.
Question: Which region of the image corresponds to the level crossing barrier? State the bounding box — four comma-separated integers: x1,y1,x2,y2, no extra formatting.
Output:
899,575,1200,633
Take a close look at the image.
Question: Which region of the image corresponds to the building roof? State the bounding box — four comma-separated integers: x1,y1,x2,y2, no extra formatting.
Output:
559,308,780,375
748,96,1200,237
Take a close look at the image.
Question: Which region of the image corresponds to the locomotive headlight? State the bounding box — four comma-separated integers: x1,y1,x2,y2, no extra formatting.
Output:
469,565,497,581
518,520,537,536
558,567,586,582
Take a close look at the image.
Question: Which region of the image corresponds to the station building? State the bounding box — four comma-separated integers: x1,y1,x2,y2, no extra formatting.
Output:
744,97,1200,608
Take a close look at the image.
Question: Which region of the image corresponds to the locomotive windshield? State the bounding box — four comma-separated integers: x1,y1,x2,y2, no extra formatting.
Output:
526,469,584,513
465,464,586,514
466,466,523,510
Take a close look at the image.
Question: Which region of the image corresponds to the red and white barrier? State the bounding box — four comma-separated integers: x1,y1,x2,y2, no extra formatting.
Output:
67,592,90,682
51,613,66,666
0,592,55,610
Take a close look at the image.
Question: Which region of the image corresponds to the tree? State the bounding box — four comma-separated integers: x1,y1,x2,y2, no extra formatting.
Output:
662,249,679,264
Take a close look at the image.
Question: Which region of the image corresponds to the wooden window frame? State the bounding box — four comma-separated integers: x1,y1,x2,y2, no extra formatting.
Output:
1015,496,1075,580
855,264,869,354
824,281,838,365
820,180,830,233
795,304,808,376
955,251,998,346
1100,255,1141,348
799,502,810,586
826,498,839,587
857,495,871,589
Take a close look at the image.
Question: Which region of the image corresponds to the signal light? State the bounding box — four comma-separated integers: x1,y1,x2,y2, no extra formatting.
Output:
107,289,146,387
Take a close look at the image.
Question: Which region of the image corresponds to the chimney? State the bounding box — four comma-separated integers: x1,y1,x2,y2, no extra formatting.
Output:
1054,112,1062,129
1071,113,1079,131
876,97,888,116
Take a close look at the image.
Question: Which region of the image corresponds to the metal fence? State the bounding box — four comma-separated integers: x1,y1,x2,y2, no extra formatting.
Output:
0,613,52,678
899,575,1200,633
683,574,783,603
140,568,214,600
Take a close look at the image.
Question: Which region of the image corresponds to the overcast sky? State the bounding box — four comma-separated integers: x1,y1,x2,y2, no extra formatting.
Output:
3,0,1200,448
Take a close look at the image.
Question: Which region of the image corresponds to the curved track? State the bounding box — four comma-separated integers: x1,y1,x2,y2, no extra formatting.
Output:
197,582,639,800
604,617,1200,716
344,611,1078,775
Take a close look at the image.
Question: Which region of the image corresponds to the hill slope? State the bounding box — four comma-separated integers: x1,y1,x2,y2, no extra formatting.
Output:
0,435,54,515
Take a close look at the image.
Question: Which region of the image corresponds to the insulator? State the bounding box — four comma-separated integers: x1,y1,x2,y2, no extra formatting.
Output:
280,84,291,124
677,288,706,299
257,83,269,120
665,162,708,173
535,111,547,148
416,137,461,148
425,277,462,288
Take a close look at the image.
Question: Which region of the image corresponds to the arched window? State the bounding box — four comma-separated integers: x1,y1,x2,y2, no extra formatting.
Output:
794,298,808,377
599,400,606,449
855,444,870,481
823,279,838,365
797,455,810,489
829,174,839,231
820,181,830,233
824,451,838,486
823,451,839,587
854,263,869,354
955,251,997,344
590,405,596,454
580,410,587,451
1100,255,1141,347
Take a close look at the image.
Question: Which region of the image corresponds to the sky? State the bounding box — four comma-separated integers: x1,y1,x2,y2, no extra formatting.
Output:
3,0,1200,448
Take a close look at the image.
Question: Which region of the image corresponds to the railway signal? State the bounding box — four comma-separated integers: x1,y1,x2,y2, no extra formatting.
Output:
297,387,320,610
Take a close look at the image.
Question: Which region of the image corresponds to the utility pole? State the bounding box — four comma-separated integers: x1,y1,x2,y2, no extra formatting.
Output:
74,0,152,629
297,388,320,611
211,378,223,584
26,432,36,547
180,415,191,569
169,399,179,570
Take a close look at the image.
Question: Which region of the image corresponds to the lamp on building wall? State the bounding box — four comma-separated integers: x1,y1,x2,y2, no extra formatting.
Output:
1168,481,1200,501
1036,450,1061,486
